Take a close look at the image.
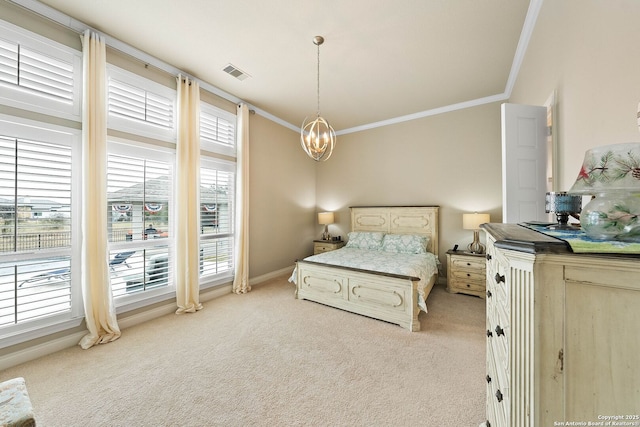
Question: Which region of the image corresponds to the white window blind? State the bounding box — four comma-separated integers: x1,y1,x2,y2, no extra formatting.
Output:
0,20,81,121
0,41,75,103
200,159,235,278
108,79,174,129
107,65,176,142
107,147,173,298
0,136,72,252
0,133,74,329
200,103,236,157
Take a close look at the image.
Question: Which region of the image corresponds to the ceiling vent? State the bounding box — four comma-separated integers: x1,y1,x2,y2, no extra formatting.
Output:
223,64,250,81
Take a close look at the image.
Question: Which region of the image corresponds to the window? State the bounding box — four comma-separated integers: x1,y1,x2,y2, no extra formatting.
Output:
0,115,80,338
200,158,235,280
200,102,236,157
0,19,81,121
107,141,174,301
107,65,176,142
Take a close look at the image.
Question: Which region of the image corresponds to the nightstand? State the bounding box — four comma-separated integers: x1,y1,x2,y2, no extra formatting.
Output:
313,239,345,255
446,250,486,298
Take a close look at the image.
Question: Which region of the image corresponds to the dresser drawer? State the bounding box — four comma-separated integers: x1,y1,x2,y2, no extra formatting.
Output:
486,336,509,427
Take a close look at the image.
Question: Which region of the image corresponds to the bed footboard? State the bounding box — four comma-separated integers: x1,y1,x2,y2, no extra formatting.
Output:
296,260,422,331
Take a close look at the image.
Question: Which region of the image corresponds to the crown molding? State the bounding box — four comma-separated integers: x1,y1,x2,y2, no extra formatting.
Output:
9,0,543,135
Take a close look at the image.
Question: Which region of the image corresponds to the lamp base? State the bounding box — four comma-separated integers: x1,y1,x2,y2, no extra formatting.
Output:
321,225,331,241
467,230,485,254
580,192,640,241
546,223,580,230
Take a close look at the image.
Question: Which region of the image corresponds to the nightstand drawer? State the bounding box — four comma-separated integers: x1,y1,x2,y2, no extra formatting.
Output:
313,240,345,254
451,269,485,282
449,277,485,293
451,256,485,271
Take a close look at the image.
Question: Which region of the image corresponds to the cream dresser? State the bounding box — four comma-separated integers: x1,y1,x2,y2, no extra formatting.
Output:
481,223,640,427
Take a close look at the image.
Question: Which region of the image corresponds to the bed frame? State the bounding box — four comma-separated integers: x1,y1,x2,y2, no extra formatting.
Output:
295,206,439,331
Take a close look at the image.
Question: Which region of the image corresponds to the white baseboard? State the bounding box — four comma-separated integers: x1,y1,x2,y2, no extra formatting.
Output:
250,266,294,286
0,330,87,371
0,268,292,371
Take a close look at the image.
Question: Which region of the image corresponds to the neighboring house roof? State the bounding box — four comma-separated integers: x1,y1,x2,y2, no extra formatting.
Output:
107,175,230,203
0,197,68,211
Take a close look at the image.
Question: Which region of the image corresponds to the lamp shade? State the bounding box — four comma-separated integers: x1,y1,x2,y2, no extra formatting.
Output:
545,192,582,214
318,212,334,225
567,143,640,195
463,213,490,230
567,143,640,241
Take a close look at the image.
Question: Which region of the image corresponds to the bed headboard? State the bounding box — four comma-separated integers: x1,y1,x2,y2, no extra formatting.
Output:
350,206,439,256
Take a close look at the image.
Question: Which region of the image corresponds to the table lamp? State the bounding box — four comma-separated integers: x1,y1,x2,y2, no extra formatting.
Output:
463,212,490,254
318,212,334,240
567,142,640,240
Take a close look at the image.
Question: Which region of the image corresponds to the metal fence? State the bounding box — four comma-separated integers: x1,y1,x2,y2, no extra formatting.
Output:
0,230,134,252
0,232,71,252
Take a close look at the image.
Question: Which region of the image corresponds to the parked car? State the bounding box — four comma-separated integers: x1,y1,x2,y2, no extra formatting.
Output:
124,253,169,292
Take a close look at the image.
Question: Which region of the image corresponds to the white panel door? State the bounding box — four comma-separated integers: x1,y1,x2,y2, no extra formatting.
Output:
501,103,548,224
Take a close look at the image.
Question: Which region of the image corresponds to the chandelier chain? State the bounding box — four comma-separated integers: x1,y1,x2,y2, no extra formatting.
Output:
316,41,321,115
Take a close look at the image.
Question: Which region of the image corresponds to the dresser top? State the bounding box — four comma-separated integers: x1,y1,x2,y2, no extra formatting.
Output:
482,223,640,259
481,223,570,254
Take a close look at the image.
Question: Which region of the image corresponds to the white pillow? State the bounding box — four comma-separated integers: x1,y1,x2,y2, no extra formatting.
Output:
381,234,429,254
345,231,385,250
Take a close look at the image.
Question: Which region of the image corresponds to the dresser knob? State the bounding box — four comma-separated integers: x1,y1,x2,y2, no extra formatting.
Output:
486,329,493,337
496,389,503,402
466,262,471,266
486,375,492,383
494,273,505,284
486,290,492,298
495,325,505,336
486,254,492,260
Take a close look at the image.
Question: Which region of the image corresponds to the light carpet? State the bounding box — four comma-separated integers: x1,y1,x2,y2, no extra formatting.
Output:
0,276,486,427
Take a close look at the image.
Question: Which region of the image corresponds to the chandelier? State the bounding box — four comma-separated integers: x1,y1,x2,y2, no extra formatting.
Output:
300,36,336,162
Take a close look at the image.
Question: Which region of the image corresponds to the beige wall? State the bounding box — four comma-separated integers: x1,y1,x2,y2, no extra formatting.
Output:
510,0,640,191
248,115,317,277
315,103,503,266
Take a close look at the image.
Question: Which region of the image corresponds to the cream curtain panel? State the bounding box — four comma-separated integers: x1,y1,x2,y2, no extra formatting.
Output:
233,103,250,294
79,30,121,349
175,75,203,313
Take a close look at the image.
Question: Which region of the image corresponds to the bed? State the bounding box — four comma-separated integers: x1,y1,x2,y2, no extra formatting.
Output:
293,206,440,331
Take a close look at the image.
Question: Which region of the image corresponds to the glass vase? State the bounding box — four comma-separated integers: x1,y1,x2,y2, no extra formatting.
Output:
580,192,640,241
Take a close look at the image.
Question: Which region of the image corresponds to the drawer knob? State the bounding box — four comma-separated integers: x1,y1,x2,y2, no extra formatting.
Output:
486,329,493,337
466,273,471,277
495,325,505,337
486,375,492,383
486,290,492,298
486,254,492,260
494,273,505,284
466,284,470,288
496,389,503,402
466,262,471,266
